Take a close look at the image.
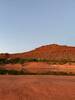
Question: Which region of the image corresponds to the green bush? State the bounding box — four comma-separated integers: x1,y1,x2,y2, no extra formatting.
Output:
0,58,8,64
0,69,7,74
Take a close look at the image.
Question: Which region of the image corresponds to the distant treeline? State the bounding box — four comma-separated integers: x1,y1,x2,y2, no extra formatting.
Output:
0,58,75,64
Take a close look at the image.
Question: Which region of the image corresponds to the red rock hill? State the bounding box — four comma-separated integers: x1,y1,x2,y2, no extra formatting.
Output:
0,44,75,61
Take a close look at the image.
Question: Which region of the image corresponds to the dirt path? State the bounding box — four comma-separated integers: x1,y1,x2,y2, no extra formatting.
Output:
0,75,75,100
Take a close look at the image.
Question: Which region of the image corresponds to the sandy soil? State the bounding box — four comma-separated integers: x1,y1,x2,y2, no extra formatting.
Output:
0,75,75,100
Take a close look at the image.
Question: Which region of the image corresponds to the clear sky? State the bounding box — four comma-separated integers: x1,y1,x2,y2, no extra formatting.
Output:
0,0,75,53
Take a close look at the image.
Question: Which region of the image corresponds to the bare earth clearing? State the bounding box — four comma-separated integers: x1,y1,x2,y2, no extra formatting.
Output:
0,75,75,100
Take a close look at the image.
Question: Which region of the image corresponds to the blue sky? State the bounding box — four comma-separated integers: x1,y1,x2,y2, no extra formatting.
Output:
0,0,75,53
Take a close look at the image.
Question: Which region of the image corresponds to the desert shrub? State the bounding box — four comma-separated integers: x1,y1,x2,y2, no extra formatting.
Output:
0,57,75,65
0,69,75,75
0,69,7,74
0,69,30,75
0,58,8,64
8,58,21,64
41,71,75,75
7,70,19,75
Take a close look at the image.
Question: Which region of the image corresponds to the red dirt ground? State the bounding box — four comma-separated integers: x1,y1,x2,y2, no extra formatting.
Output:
0,75,75,100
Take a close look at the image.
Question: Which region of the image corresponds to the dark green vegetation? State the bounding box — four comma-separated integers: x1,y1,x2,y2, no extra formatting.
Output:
0,69,26,75
0,58,75,65
0,58,48,64
0,69,75,75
